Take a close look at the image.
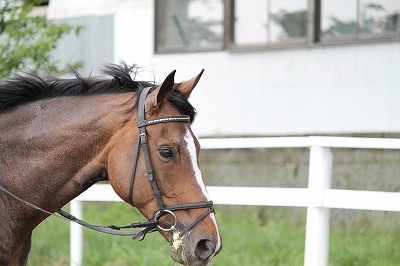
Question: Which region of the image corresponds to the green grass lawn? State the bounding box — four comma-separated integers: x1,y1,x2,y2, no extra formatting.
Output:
28,203,400,266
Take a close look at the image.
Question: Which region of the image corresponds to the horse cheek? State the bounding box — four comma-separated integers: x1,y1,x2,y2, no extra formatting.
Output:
106,147,132,203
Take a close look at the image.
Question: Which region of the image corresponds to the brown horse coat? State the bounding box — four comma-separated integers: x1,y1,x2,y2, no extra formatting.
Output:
0,64,221,265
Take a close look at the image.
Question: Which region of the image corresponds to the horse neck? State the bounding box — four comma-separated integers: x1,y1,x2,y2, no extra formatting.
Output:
0,93,135,218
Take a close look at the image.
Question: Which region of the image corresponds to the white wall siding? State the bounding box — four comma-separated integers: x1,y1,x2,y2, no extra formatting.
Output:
152,43,400,136
114,0,154,81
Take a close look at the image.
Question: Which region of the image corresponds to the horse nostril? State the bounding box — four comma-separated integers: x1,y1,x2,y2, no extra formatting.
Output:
195,239,216,261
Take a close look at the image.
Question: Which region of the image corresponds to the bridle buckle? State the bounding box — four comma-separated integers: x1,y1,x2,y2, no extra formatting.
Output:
139,132,147,143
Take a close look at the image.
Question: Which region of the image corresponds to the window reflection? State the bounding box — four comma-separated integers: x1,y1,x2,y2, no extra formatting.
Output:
234,0,268,45
155,0,400,52
156,0,223,51
270,0,308,41
321,0,357,37
359,0,399,34
234,0,308,45
321,0,399,39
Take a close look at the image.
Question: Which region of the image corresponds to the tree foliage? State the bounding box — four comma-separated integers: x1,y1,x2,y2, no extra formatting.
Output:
0,0,82,78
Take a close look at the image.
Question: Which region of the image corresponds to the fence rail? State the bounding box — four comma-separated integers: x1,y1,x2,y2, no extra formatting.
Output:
69,136,400,266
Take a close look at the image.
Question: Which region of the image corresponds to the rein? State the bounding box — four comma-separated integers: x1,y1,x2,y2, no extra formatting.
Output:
0,86,214,241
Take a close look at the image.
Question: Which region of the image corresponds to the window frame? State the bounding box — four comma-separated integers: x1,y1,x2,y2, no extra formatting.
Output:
154,0,226,54
226,0,312,51
317,0,400,45
154,0,400,54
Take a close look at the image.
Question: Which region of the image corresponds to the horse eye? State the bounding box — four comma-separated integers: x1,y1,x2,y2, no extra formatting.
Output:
159,148,174,159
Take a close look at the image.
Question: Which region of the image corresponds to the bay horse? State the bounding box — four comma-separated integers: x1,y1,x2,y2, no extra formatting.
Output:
0,63,222,265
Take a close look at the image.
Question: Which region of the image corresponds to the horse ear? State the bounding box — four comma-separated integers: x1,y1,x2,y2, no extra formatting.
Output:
177,69,204,99
157,70,176,105
148,70,176,108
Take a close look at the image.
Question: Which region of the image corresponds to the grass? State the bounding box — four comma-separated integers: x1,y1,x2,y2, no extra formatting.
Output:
28,203,400,266
329,217,400,266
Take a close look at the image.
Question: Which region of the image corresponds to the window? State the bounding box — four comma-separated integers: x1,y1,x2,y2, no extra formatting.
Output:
155,0,224,52
321,0,399,40
154,0,400,53
321,0,358,38
234,0,308,46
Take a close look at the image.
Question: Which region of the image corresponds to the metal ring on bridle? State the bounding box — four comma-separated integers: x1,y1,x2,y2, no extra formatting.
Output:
154,209,177,231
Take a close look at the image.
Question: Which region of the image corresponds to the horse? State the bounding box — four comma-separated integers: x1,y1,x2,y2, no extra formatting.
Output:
0,63,222,266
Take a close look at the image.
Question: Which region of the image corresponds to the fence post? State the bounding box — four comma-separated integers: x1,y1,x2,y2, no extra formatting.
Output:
304,146,332,266
70,200,83,266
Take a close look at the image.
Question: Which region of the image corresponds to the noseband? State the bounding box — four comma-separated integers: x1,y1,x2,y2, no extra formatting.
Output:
0,86,214,241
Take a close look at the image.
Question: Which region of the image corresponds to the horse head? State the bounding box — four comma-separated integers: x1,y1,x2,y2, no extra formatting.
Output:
107,70,222,265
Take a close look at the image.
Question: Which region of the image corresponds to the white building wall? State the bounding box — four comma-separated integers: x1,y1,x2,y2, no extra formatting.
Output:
150,43,400,137
48,0,400,137
114,0,154,78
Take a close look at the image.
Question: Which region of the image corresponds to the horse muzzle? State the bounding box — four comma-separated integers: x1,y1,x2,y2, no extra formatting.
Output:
170,235,218,266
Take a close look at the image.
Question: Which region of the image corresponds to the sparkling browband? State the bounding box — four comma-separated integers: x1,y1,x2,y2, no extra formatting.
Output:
138,115,190,128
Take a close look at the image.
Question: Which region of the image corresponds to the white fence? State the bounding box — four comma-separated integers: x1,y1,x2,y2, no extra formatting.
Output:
70,136,400,266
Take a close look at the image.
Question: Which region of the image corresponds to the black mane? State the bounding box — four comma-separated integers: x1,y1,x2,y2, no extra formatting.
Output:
0,63,196,122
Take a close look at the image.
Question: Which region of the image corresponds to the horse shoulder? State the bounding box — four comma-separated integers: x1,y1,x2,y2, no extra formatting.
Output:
0,201,32,265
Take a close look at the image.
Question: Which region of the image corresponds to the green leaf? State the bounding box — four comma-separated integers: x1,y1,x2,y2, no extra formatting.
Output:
0,0,83,78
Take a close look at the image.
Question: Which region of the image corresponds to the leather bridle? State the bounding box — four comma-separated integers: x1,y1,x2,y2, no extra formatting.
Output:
60,86,215,240
0,86,214,241
122,86,215,239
